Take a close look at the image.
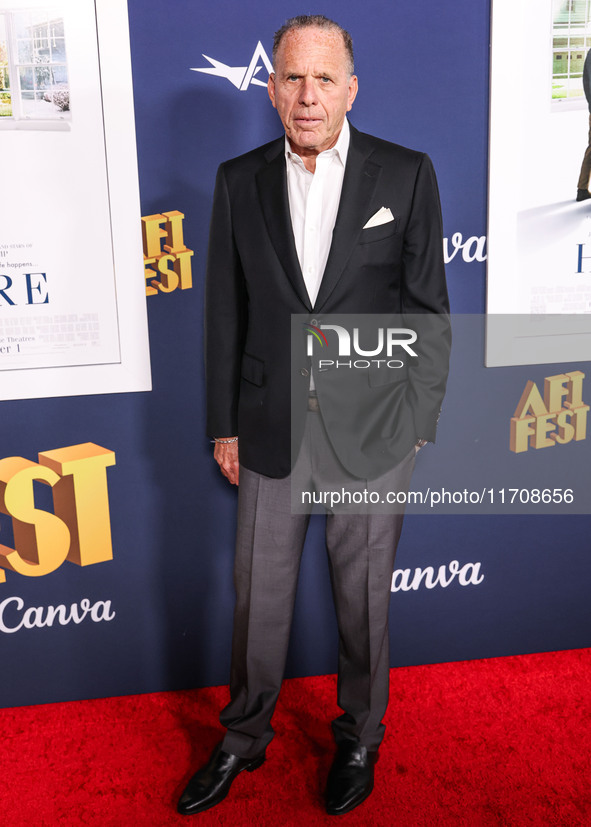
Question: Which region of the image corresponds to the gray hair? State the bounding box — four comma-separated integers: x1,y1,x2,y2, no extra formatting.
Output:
272,15,354,76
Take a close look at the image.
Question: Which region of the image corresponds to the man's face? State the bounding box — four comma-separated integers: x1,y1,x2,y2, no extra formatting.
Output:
268,26,358,158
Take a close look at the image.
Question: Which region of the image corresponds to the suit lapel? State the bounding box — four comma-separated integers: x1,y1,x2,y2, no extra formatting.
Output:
256,141,312,310
255,127,381,312
314,127,381,311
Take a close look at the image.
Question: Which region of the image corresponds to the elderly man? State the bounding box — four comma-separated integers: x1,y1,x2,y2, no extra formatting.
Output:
178,14,449,817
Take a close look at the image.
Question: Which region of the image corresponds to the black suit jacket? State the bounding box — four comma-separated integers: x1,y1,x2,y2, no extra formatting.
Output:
205,124,450,478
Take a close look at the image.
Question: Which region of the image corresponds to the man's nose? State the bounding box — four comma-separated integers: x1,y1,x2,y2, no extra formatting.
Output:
299,77,317,106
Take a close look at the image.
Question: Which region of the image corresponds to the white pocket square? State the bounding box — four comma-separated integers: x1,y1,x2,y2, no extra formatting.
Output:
363,207,394,229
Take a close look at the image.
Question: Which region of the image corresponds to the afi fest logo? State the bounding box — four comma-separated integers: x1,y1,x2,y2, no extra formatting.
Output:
142,211,194,297
510,371,589,452
305,323,418,370
191,42,273,91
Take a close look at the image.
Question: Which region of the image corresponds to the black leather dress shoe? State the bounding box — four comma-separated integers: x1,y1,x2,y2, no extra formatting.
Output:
325,742,377,815
177,742,265,815
577,188,591,202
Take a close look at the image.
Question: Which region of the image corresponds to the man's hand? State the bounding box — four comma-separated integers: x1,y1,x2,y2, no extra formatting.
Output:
213,438,239,485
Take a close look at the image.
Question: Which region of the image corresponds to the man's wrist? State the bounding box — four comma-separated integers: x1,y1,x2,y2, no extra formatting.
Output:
213,436,238,444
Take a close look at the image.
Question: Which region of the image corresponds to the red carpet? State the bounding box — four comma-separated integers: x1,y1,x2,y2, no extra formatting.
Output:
2,648,591,826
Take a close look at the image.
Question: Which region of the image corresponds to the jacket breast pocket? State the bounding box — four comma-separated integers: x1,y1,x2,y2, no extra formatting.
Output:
359,217,399,245
241,352,264,386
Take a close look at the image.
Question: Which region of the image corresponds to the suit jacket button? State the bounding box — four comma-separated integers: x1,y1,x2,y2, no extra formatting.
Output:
300,368,309,377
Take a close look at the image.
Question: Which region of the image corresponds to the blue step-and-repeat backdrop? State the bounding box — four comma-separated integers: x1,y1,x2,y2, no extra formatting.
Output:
1,0,590,708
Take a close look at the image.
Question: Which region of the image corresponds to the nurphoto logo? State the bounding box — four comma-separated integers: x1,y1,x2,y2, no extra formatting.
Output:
305,322,418,371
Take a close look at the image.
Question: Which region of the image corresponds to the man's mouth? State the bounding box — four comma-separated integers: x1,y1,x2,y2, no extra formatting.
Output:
294,117,322,126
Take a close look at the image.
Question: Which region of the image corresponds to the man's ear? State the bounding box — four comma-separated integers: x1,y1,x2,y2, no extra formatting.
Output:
347,75,358,111
268,73,277,109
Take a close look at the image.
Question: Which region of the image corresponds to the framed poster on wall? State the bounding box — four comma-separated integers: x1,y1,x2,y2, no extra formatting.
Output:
487,0,591,366
0,0,151,399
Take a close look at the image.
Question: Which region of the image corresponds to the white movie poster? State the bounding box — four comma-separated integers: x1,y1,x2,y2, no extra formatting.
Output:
487,0,591,366
0,0,150,399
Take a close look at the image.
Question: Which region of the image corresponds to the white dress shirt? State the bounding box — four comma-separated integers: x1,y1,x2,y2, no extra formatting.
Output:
285,118,350,307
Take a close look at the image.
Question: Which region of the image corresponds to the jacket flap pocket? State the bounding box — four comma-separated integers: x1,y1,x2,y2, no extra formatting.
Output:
241,352,264,386
368,363,407,387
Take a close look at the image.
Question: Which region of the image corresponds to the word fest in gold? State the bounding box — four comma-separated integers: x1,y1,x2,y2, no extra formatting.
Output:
0,443,115,583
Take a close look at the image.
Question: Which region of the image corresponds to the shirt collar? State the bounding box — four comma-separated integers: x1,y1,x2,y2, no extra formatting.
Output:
284,117,350,169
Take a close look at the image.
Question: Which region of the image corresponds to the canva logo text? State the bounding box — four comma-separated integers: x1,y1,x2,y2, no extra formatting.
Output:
391,559,484,592
0,595,115,634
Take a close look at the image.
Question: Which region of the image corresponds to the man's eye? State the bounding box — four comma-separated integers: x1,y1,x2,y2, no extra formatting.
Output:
288,75,299,81
321,77,331,83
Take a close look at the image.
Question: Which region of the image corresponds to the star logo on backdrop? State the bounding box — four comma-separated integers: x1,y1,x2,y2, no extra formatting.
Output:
190,42,273,91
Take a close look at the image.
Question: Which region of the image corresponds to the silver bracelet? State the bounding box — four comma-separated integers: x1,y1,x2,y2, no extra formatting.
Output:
213,437,238,444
